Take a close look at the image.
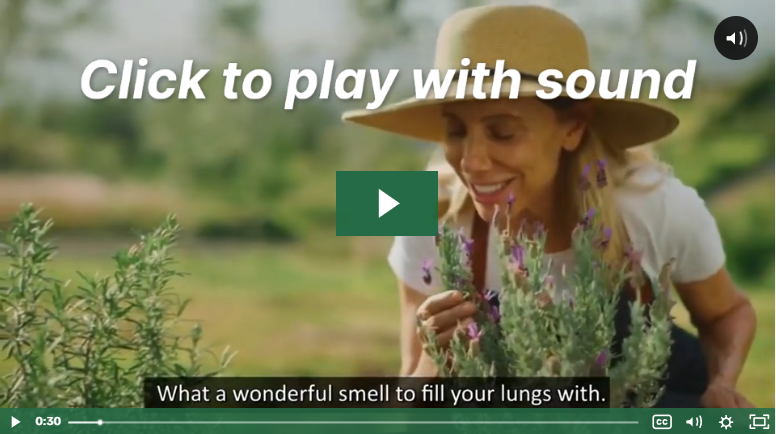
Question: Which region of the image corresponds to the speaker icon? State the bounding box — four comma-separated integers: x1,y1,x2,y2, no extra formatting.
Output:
726,30,748,47
686,416,703,428
714,16,758,60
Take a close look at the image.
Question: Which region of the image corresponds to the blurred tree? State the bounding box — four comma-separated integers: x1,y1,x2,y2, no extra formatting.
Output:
664,60,775,198
457,0,490,7
698,61,775,157
137,0,343,239
144,0,274,198
345,0,418,67
0,0,107,88
637,0,717,69
0,0,113,178
639,0,717,34
202,0,270,68
334,0,430,173
564,0,716,71
678,59,775,283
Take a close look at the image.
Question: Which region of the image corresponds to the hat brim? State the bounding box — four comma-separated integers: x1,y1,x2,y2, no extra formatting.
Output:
342,80,679,149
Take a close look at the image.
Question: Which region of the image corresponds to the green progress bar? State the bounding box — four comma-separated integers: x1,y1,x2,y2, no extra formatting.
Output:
68,420,639,425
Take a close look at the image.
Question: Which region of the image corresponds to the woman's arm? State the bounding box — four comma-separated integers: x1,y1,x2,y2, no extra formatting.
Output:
638,176,758,406
675,267,757,406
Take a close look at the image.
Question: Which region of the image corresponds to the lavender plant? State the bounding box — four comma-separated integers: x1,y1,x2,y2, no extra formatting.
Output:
0,204,235,408
421,162,674,408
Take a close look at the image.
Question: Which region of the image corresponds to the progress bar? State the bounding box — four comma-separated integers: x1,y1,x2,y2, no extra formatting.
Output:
68,420,639,425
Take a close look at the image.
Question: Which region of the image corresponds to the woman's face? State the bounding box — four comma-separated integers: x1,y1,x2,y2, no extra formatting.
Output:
441,98,586,223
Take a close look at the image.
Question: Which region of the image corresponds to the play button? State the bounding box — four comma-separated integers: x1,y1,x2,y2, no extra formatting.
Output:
378,189,399,218
11,417,19,428
336,171,437,236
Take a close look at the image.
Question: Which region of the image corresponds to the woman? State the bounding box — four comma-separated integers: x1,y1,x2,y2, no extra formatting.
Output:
343,5,756,408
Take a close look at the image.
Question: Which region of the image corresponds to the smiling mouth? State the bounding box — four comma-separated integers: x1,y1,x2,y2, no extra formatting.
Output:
470,179,514,196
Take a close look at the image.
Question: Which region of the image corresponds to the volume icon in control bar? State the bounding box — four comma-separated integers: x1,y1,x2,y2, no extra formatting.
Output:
686,415,702,428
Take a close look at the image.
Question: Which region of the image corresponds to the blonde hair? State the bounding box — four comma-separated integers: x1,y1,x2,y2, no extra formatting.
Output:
432,114,671,272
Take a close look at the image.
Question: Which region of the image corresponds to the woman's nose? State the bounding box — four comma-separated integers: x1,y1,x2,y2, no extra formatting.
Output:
460,139,492,174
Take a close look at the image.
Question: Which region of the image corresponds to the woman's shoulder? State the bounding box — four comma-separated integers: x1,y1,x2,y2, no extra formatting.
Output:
617,168,716,241
618,164,697,200
616,165,725,283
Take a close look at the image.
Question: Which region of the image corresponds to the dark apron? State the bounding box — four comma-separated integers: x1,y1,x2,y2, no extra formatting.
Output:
470,214,708,408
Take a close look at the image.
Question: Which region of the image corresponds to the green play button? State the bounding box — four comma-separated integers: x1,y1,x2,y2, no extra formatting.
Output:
336,171,438,236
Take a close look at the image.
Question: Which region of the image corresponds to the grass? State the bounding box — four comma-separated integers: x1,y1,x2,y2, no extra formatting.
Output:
1,238,772,407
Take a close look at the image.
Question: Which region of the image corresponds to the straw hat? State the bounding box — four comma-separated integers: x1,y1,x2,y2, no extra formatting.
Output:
342,5,679,149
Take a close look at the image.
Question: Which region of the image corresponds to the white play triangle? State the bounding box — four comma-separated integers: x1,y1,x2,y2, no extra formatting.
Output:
378,189,399,218
11,417,19,428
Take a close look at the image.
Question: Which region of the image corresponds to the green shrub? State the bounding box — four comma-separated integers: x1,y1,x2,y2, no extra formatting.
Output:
717,199,774,285
0,204,235,408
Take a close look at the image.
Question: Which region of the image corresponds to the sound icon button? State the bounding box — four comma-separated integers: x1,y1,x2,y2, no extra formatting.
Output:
686,415,703,428
726,29,749,47
715,16,758,60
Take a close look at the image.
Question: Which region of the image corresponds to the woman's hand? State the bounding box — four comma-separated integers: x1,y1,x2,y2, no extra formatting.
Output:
415,290,476,349
412,290,476,377
700,380,755,408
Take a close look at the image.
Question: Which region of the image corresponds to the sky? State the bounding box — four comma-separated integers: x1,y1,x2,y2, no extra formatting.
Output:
11,0,776,100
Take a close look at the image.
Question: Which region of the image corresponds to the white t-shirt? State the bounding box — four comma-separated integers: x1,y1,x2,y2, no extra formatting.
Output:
388,167,726,298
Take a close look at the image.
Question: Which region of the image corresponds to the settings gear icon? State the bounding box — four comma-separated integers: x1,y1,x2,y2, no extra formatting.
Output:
720,415,734,429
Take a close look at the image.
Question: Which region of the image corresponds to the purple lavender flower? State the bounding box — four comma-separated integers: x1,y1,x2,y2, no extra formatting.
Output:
589,350,608,376
623,245,647,288
595,159,608,188
511,245,524,264
484,289,501,323
466,322,483,340
580,207,596,230
510,244,528,277
506,191,515,213
533,221,546,237
597,227,612,250
459,234,474,259
579,163,592,191
490,305,501,323
484,289,500,307
594,350,608,368
624,245,643,273
421,259,433,286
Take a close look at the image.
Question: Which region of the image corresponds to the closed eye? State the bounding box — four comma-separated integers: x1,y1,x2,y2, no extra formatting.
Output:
487,124,517,142
443,116,466,140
